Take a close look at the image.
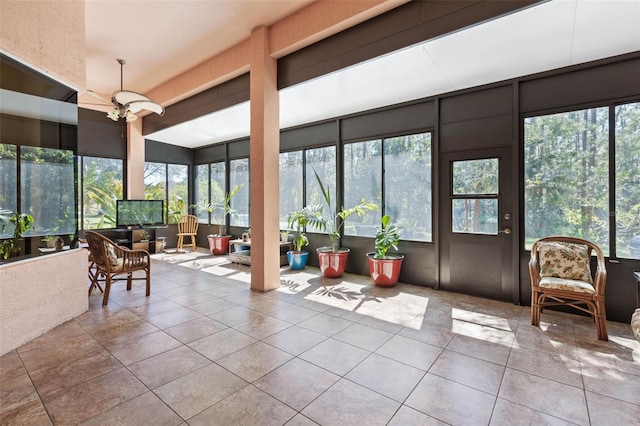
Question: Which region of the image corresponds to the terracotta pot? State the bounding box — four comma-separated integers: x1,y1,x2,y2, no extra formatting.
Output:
367,252,404,287
207,235,231,255
287,251,308,270
316,247,350,278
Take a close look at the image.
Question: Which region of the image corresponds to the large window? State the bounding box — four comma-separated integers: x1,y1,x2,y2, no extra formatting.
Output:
524,107,610,253
80,156,123,229
343,132,432,242
279,151,303,229
229,158,249,227
306,146,336,232
615,102,640,259
194,164,209,223
21,146,76,236
0,144,17,238
144,162,188,224
344,140,382,237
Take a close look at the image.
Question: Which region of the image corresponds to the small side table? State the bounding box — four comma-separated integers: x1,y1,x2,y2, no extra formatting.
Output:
634,272,640,307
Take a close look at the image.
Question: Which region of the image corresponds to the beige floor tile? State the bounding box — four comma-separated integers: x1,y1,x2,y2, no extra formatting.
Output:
188,328,257,361
398,322,455,348
498,368,589,424
387,405,448,425
302,378,400,425
333,322,394,351
406,373,495,426
581,364,640,405
254,358,340,411
268,303,322,324
30,349,122,398
163,316,228,344
0,399,52,426
154,363,248,420
284,413,319,425
507,346,583,388
142,306,203,329
585,390,640,426
107,330,182,365
429,349,505,395
232,313,292,339
262,325,327,356
79,391,182,426
297,312,354,336
187,297,239,315
42,368,147,425
216,341,293,382
447,333,512,366
0,373,40,416
127,345,211,389
208,306,261,327
17,332,104,373
189,385,296,426
0,351,26,382
299,338,370,376
375,335,442,371
489,398,575,425
345,353,425,402
168,291,218,307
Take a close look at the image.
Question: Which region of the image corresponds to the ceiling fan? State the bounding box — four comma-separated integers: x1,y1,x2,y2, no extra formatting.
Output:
87,58,164,122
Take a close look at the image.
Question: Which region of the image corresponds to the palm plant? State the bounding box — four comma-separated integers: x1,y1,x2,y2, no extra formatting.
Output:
286,205,323,252
193,183,244,236
374,215,401,258
0,210,34,259
307,168,378,251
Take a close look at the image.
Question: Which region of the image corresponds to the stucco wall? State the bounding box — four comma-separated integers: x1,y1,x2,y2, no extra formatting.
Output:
0,0,85,90
0,249,88,356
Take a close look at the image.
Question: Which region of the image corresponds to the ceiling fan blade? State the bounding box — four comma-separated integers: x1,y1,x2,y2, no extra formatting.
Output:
127,100,165,116
113,90,151,105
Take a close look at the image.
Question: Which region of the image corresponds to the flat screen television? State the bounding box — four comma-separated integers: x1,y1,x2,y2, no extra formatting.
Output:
116,200,165,228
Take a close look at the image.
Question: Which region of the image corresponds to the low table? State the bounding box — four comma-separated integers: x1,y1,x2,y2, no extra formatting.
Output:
228,239,292,266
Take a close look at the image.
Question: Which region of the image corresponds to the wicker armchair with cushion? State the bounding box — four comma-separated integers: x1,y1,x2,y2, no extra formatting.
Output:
84,231,151,306
529,236,608,341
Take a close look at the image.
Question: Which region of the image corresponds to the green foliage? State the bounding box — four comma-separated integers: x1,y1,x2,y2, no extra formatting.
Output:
192,183,244,235
286,205,323,252
0,211,34,259
374,215,401,259
309,168,378,251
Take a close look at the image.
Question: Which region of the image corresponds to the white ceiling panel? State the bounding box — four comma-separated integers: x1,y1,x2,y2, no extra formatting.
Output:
148,0,640,148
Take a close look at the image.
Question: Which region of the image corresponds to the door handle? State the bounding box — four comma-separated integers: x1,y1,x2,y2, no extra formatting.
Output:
499,227,512,235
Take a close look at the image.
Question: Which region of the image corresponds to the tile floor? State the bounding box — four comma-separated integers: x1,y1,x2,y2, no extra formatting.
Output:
1,249,639,425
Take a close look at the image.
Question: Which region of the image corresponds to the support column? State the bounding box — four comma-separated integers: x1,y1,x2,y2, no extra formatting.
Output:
249,26,280,292
126,120,145,199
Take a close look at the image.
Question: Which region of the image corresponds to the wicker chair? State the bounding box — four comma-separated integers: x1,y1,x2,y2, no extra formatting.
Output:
529,236,607,341
177,214,199,252
84,231,151,306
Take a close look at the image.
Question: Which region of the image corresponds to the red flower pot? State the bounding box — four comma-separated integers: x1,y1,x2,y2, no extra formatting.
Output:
208,235,231,255
316,247,350,278
367,252,404,287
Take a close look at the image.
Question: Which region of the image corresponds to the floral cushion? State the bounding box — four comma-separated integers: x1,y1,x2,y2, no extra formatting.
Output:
539,276,595,294
538,241,593,284
632,309,640,341
105,243,119,267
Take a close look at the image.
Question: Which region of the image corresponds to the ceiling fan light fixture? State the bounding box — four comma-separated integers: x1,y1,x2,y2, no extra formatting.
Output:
100,59,165,123
125,110,138,122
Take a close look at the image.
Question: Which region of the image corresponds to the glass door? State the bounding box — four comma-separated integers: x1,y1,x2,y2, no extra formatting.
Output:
439,147,515,300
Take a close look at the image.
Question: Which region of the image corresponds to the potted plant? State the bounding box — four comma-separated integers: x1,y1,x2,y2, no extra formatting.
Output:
42,235,57,248
285,206,321,270
367,215,404,287
307,169,378,278
193,184,244,255
0,210,34,260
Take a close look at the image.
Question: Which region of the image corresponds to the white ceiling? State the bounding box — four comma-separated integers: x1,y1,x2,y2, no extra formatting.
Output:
82,0,313,100
135,0,640,148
